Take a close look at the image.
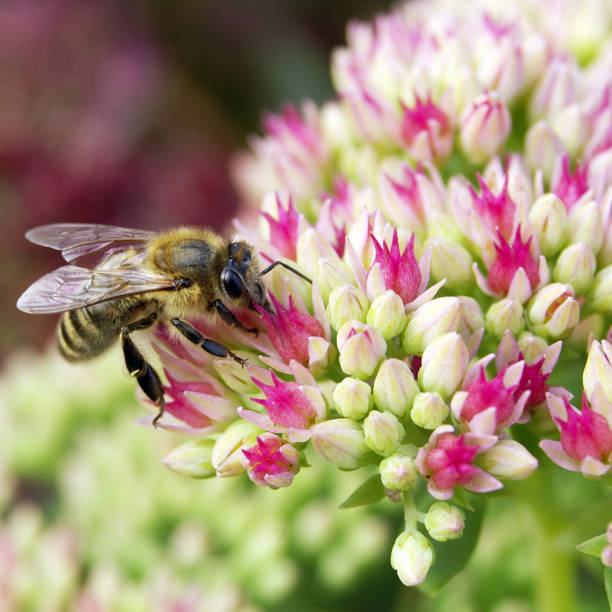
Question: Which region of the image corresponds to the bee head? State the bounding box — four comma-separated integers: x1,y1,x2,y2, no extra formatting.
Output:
221,241,270,311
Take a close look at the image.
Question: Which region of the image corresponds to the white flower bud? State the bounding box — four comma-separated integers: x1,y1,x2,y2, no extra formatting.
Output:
479,440,538,480
366,290,408,340
363,410,405,456
379,453,418,491
424,502,465,542
337,321,387,379
410,392,449,430
485,298,524,338
528,193,567,257
333,377,372,420
553,243,596,294
402,297,462,355
373,359,420,418
528,282,580,338
418,333,469,400
327,285,368,331
390,529,434,586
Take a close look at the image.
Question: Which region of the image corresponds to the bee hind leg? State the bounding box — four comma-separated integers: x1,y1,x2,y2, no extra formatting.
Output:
171,318,249,367
120,312,165,427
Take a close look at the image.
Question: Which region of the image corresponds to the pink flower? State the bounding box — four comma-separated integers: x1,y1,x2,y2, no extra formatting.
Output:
487,227,540,295
252,371,319,430
263,104,322,158
459,367,519,426
253,101,329,199
241,433,299,488
400,94,452,163
468,175,517,241
513,357,549,408
540,394,612,477
162,373,228,430
416,425,501,500
460,93,512,164
239,367,327,442
256,293,325,365
145,328,240,433
368,229,422,304
261,193,301,260
552,155,589,211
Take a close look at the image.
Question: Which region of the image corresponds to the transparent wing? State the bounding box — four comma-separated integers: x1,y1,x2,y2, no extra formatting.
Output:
17,264,176,314
25,223,158,262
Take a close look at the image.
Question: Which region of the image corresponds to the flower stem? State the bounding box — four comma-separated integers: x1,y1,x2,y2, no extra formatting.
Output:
532,508,575,612
510,469,576,612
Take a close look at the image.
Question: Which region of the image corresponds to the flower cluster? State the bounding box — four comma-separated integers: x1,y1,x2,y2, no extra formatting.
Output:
150,0,612,588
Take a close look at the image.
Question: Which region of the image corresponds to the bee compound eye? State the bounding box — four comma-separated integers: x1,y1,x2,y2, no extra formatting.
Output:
221,269,243,299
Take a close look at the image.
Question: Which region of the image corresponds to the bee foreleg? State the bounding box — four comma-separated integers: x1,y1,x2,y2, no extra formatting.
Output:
171,318,249,367
210,300,258,335
120,311,165,427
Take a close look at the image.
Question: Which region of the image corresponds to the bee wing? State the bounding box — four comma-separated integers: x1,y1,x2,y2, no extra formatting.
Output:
17,264,176,314
25,223,158,262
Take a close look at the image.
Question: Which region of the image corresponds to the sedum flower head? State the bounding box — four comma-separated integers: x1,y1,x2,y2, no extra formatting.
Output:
134,0,612,588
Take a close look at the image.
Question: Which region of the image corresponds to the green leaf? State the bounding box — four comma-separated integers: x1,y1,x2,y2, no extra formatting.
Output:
451,488,474,511
605,566,612,609
339,474,385,509
418,496,486,596
577,534,607,558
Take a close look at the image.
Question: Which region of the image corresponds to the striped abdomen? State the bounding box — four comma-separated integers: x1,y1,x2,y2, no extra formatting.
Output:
57,300,128,362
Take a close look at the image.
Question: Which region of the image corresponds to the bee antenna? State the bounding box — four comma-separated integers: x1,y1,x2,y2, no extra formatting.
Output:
259,261,312,283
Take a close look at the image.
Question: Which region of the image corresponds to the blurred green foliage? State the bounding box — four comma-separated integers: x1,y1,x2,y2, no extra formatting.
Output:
0,349,610,610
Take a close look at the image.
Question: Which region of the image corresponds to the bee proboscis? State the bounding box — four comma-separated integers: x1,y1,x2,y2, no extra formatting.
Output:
17,223,310,426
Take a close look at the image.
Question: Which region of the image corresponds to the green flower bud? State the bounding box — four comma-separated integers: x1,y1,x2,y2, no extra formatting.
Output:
363,410,405,456
379,454,418,490
390,529,434,586
315,257,355,303
337,321,387,379
553,242,596,294
311,418,371,470
424,502,465,542
402,297,462,355
528,193,567,257
410,392,449,430
366,290,408,340
528,282,580,338
327,285,368,331
162,439,216,479
333,377,372,420
425,237,474,289
373,358,420,418
567,199,604,253
589,265,612,313
418,332,469,400
485,298,524,337
517,332,549,362
211,421,261,478
479,440,538,480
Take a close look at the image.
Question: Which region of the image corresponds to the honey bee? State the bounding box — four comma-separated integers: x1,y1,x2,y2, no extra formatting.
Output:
17,223,309,426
